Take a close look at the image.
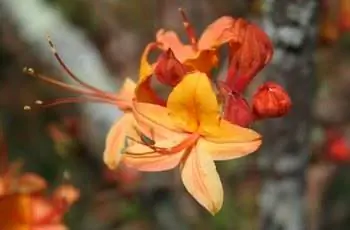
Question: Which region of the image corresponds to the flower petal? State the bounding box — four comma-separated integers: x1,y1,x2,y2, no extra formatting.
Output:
156,29,195,62
205,119,261,143
103,113,138,170
156,30,218,73
136,43,165,105
183,49,218,74
198,137,261,161
167,72,220,133
53,185,80,206
32,225,67,230
198,16,239,49
117,77,137,110
180,145,223,215
123,137,187,171
0,194,31,226
16,173,47,194
132,101,182,140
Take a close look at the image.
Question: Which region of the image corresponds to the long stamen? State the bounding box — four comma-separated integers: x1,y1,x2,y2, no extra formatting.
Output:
23,96,117,111
46,35,113,97
23,67,117,101
178,8,198,50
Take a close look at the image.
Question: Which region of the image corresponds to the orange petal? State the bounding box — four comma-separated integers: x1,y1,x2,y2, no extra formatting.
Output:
136,43,165,105
31,196,60,224
17,173,47,193
123,137,187,171
157,30,218,73
198,137,261,161
167,72,220,133
32,225,67,230
52,185,80,206
103,113,138,170
0,194,31,226
180,145,223,215
132,101,182,140
198,16,238,50
156,29,196,62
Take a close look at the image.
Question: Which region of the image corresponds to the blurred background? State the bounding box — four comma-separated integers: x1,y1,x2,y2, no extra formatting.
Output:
0,0,350,229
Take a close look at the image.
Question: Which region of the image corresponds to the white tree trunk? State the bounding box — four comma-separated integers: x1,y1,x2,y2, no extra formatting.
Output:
259,1,319,230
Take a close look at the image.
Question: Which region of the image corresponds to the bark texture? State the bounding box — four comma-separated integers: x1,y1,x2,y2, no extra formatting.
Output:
259,1,319,230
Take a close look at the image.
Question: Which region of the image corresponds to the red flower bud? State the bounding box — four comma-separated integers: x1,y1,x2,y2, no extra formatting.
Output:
217,81,254,127
154,49,187,86
252,82,291,119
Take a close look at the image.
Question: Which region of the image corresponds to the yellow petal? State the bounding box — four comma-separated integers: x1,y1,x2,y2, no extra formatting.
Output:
180,145,223,215
123,136,187,171
183,49,218,74
132,101,182,140
103,113,138,170
136,43,165,105
198,137,261,161
167,72,220,133
204,119,261,143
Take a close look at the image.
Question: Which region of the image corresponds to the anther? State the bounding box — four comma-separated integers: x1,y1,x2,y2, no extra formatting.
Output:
23,105,31,110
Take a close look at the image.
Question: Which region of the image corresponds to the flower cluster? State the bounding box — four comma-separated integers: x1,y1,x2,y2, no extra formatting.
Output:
23,8,291,214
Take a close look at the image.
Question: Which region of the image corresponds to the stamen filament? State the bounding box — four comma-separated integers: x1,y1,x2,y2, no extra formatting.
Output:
24,96,119,109
23,67,117,101
46,35,113,98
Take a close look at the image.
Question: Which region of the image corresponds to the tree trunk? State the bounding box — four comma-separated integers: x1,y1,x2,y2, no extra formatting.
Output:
259,1,319,230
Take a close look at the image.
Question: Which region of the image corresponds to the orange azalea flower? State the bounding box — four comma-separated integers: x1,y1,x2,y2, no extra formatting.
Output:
122,72,262,214
0,163,79,230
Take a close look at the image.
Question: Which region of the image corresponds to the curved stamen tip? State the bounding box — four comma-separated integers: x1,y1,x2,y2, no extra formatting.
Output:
63,170,71,181
35,100,43,105
23,105,31,111
23,66,35,74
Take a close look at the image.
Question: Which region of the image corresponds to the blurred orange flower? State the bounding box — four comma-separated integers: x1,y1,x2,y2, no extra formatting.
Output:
0,164,79,230
338,0,350,33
